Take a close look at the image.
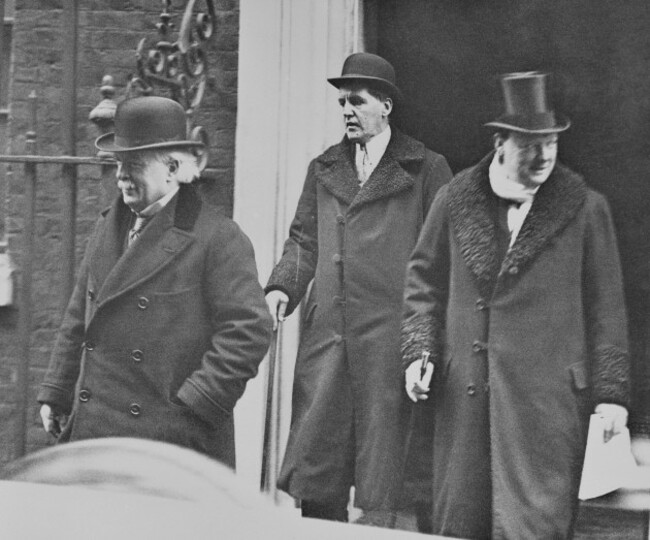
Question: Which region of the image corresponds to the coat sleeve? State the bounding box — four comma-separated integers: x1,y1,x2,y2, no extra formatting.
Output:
265,160,319,316
583,192,631,408
177,222,272,425
401,185,451,369
37,252,90,414
421,151,453,220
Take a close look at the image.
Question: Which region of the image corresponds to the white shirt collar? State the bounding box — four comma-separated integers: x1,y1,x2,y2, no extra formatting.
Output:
356,125,392,171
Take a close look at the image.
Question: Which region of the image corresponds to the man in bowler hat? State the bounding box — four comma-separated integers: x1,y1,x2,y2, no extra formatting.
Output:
402,72,630,539
265,52,452,524
38,96,272,468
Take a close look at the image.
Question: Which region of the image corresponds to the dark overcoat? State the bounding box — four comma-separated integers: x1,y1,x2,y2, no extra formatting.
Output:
266,129,452,510
38,185,272,469
402,154,631,539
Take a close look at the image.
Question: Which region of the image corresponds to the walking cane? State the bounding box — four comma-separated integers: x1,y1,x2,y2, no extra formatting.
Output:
392,351,434,530
261,322,282,495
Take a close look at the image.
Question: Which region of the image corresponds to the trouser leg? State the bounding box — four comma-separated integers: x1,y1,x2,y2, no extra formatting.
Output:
301,498,349,522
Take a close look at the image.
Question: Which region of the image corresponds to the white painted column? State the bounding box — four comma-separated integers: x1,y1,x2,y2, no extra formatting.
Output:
234,0,363,500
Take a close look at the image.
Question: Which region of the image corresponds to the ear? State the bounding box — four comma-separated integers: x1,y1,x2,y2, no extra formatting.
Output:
493,132,505,152
166,158,179,182
382,97,393,117
190,127,209,172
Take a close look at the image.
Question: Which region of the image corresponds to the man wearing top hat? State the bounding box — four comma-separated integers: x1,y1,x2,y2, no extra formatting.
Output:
401,71,631,539
37,96,272,468
265,52,452,524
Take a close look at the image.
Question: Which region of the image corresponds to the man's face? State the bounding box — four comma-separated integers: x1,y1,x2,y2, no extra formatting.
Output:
497,132,559,188
115,152,173,213
338,86,391,144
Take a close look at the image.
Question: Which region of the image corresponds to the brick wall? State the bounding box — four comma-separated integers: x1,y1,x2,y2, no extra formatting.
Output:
0,0,239,462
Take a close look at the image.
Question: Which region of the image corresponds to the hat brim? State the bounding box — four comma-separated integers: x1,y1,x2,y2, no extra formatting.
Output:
327,75,403,101
484,114,571,134
95,132,205,153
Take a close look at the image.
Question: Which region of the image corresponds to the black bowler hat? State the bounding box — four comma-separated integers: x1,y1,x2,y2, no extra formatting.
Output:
485,72,570,134
95,96,205,153
327,52,403,101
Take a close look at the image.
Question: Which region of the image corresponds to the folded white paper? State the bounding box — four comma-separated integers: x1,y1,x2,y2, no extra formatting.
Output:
579,413,638,500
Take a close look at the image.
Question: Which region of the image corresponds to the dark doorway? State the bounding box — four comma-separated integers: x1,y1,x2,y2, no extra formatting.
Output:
374,0,650,284
373,0,650,428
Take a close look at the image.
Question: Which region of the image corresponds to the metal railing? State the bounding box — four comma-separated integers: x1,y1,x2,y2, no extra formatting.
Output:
0,0,218,460
0,92,115,457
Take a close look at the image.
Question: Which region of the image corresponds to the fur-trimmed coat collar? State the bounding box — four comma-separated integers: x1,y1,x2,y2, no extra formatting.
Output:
314,128,426,210
448,152,587,297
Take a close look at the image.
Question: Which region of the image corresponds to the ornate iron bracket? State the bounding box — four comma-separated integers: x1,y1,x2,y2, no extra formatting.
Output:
90,0,216,164
129,0,216,114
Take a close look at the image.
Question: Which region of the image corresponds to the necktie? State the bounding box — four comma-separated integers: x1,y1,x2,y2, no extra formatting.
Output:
357,144,371,185
128,215,150,246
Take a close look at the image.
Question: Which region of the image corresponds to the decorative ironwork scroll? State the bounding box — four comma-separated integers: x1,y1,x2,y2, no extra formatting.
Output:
129,0,216,115
91,1,216,164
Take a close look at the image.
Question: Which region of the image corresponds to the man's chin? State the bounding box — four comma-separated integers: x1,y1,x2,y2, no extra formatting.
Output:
122,194,143,212
527,170,552,185
345,129,362,142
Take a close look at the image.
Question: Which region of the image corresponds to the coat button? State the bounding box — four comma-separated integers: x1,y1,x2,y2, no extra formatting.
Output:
475,298,488,311
137,296,150,310
85,341,95,351
334,335,343,344
131,349,144,362
129,403,141,416
336,215,345,224
472,340,487,353
79,389,91,402
467,384,476,396
88,289,95,301
332,254,342,264
508,266,519,275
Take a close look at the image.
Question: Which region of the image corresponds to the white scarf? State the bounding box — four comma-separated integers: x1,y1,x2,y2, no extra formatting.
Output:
489,154,539,247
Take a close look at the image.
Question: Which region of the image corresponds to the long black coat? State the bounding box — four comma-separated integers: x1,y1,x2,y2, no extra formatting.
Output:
266,129,452,510
38,185,272,468
402,154,631,539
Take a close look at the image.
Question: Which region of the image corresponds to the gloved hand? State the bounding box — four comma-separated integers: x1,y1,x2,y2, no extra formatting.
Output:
594,402,628,443
265,290,289,330
405,360,434,403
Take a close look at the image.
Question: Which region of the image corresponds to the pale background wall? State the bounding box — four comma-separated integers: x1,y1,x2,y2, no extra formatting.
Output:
233,0,364,497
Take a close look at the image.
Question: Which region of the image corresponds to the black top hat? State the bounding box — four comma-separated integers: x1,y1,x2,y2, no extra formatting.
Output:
327,52,403,101
485,72,570,134
95,96,205,153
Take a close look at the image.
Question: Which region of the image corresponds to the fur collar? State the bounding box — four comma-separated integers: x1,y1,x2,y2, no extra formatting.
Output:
314,129,425,210
448,152,587,296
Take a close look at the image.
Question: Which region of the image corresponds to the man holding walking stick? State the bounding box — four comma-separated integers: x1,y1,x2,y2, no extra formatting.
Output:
265,52,452,526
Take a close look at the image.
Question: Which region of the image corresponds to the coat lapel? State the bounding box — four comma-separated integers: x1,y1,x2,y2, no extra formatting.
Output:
448,153,588,295
315,138,360,205
88,197,131,295
315,129,423,209
500,163,587,276
92,185,202,307
448,153,501,296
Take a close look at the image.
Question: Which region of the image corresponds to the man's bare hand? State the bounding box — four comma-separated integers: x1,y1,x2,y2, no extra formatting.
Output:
405,361,434,403
595,403,628,443
265,290,289,331
39,403,62,437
